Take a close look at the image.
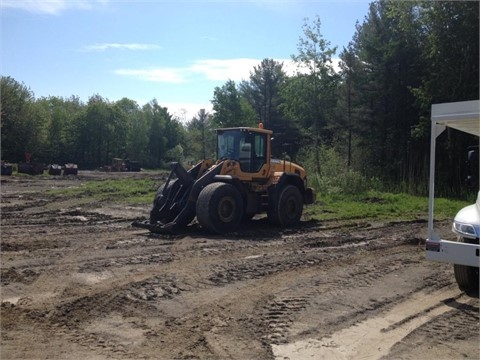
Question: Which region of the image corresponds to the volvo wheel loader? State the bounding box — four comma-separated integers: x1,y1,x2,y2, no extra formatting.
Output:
133,125,315,234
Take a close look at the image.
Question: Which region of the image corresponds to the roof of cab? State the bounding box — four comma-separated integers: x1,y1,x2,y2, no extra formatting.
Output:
215,126,273,135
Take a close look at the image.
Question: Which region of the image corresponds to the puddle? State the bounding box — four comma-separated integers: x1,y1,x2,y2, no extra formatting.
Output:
2,296,22,305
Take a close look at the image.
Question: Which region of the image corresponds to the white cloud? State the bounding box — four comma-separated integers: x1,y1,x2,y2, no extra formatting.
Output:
84,43,161,52
1,0,108,14
114,57,342,85
189,58,260,82
115,58,264,84
164,102,214,123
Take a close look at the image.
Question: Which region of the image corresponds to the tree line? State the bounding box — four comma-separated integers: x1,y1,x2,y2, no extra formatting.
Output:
1,1,478,196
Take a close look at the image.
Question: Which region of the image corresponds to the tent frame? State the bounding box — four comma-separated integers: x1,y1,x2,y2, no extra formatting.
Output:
426,100,479,267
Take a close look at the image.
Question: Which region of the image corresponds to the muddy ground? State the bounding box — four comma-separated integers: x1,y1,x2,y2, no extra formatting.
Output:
1,171,478,360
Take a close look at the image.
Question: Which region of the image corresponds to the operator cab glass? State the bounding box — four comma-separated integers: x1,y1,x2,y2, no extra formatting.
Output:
217,129,267,172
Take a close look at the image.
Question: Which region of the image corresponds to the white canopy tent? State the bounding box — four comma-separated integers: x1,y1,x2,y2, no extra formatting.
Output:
427,100,479,266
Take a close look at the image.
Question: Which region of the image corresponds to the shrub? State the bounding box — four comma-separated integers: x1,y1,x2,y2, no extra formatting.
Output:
298,145,383,195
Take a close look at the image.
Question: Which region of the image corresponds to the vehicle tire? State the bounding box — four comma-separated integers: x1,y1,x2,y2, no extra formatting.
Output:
196,182,243,234
150,180,177,223
268,185,303,226
453,237,479,293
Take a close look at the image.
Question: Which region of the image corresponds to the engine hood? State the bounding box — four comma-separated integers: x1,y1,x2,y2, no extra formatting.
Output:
270,158,307,179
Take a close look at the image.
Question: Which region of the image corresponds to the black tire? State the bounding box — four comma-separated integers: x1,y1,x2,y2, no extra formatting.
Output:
453,237,479,293
268,185,303,226
150,180,176,223
196,182,243,234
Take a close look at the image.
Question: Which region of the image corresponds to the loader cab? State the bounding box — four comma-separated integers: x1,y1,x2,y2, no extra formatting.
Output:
216,127,271,173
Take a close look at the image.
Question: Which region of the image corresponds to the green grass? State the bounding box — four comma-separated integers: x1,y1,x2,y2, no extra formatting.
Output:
306,190,472,222
48,177,473,222
48,178,159,204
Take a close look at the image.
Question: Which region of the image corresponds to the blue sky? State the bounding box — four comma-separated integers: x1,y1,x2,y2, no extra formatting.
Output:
1,0,370,121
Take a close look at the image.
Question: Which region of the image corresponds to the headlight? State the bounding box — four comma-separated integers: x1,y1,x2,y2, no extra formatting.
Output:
452,221,480,238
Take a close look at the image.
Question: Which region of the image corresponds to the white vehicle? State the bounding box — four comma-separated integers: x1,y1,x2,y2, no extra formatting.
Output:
426,100,479,293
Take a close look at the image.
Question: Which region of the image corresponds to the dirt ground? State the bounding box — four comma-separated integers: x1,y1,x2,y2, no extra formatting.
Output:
1,171,478,360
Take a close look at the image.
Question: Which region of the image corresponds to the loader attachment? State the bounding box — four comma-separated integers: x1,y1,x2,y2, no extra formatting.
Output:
132,160,223,233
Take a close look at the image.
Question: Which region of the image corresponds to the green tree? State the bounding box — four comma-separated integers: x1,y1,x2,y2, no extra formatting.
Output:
116,97,148,165
348,0,478,195
74,95,104,168
72,95,128,168
336,43,365,169
145,100,168,168
352,1,425,189
410,1,479,194
239,58,298,157
61,96,84,164
211,80,256,128
34,96,83,164
239,59,286,128
413,1,479,107
286,16,339,173
185,108,215,160
0,76,44,162
164,115,186,163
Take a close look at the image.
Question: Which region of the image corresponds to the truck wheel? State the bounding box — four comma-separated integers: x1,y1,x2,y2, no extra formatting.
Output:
196,182,243,234
453,237,479,293
269,185,303,226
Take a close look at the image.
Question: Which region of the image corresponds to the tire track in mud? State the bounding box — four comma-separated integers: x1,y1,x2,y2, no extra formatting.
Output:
49,224,388,355
205,221,415,287
51,274,187,325
382,296,479,360
256,247,420,345
271,286,469,360
1,272,191,357
50,272,201,358
242,223,450,349
136,222,443,359
193,222,432,348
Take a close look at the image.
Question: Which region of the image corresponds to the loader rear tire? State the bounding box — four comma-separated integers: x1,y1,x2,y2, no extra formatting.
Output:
453,237,479,294
268,185,303,226
196,182,243,234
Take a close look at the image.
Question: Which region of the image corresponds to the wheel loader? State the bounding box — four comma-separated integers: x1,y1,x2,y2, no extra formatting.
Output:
133,125,315,234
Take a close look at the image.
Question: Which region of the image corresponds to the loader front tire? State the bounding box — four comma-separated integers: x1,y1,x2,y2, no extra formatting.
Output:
150,180,176,223
196,182,243,234
268,185,303,226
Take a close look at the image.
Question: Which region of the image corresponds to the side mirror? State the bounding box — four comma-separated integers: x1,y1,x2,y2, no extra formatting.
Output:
465,147,479,189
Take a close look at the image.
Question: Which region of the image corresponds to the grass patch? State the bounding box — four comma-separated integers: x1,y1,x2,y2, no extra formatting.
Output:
306,190,471,222
48,177,472,223
48,178,159,204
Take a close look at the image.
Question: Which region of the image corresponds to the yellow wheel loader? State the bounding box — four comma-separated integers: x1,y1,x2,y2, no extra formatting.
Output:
133,125,315,234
